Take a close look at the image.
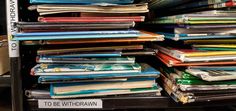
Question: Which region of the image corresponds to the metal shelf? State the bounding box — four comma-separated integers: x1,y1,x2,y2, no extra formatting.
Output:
25,96,236,111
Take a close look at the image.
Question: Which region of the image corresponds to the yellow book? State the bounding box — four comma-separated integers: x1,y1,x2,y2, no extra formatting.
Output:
183,51,236,57
184,39,236,44
193,44,236,48
54,80,155,94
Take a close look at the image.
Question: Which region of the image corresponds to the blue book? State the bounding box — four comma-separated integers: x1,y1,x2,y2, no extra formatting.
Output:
14,30,140,37
38,63,160,83
30,0,134,4
31,63,141,76
13,30,140,41
13,33,140,41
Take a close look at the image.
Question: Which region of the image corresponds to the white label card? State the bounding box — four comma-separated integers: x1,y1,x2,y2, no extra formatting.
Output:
38,99,103,109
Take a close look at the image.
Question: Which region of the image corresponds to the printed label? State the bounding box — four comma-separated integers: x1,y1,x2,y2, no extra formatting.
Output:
38,99,103,109
7,0,19,57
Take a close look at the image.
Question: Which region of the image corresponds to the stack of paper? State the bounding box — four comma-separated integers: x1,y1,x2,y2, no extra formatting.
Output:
17,0,163,99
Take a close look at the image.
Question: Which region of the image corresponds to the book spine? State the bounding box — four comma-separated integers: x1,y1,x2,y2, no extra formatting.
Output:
155,45,185,61
208,0,228,4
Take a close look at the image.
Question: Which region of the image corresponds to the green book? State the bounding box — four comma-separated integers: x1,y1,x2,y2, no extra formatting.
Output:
176,78,236,85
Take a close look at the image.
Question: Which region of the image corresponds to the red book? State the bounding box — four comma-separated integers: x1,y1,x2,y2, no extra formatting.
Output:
157,52,236,67
226,0,236,7
38,16,145,23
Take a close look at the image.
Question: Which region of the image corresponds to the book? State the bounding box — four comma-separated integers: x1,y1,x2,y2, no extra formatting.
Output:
178,24,236,29
194,47,236,51
51,85,161,98
37,45,143,55
167,0,235,13
37,57,136,64
157,32,236,41
184,39,236,44
154,45,236,62
14,30,140,36
16,22,135,32
188,66,236,71
157,52,236,67
193,44,236,48
38,16,145,23
50,78,161,98
52,78,156,95
28,3,149,15
186,69,236,81
38,63,160,84
21,30,164,44
39,51,122,58
161,70,236,91
30,0,134,4
31,63,141,76
13,30,140,41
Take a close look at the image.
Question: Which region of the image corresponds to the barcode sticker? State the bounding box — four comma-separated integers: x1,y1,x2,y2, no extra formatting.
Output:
38,99,103,109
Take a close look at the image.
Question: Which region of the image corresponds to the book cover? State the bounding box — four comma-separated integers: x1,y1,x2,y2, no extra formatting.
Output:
188,66,236,71
51,85,161,98
51,78,156,95
38,16,145,23
28,3,149,15
157,52,236,67
186,69,236,81
193,44,236,48
30,0,134,4
184,39,236,44
38,63,160,83
37,57,136,64
17,22,135,32
50,78,160,98
14,30,140,37
39,51,122,58
37,45,143,55
31,63,141,76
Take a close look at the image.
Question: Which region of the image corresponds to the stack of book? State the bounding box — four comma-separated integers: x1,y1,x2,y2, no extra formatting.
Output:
148,1,236,104
148,0,236,16
14,0,164,99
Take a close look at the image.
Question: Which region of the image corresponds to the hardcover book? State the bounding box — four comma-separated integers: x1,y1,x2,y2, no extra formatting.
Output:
30,0,134,4
31,63,141,76
38,63,160,84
